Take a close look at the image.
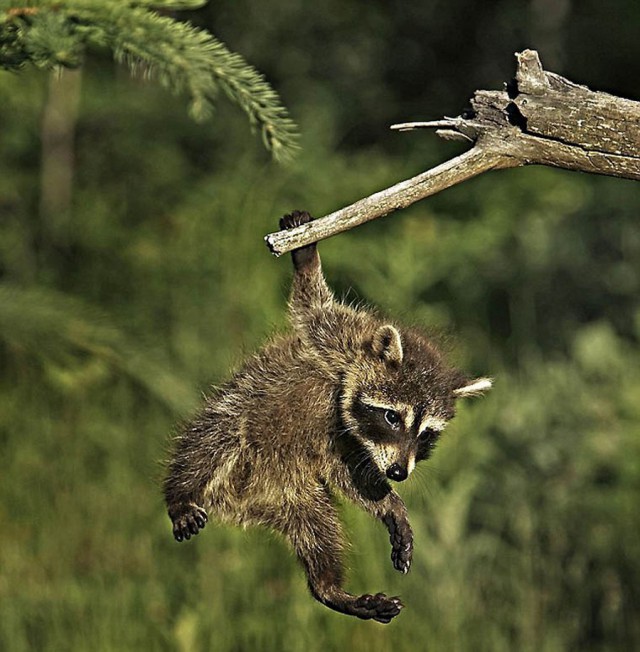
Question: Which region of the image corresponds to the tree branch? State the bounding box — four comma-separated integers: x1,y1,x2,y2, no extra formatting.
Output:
265,49,640,257
265,147,513,256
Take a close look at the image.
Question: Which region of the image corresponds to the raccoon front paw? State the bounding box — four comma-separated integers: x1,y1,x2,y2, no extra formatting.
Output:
351,593,404,624
169,503,208,542
384,515,413,574
279,209,313,231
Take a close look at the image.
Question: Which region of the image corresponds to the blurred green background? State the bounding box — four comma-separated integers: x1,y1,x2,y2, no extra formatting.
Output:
1,2,640,650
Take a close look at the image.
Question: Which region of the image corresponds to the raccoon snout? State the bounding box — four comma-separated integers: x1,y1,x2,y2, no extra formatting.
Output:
386,463,408,482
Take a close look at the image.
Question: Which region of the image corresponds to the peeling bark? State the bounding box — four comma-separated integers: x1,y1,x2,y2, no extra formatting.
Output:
265,49,640,257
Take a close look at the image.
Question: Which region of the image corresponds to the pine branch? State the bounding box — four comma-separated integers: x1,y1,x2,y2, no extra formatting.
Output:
0,1,299,161
127,1,207,8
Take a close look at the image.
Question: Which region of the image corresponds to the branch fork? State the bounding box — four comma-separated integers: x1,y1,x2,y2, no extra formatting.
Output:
265,49,640,256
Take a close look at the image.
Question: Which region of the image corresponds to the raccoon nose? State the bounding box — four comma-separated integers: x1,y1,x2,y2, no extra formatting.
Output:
386,463,408,482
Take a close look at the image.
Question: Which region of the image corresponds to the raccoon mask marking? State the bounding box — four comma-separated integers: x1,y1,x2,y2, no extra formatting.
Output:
339,323,475,483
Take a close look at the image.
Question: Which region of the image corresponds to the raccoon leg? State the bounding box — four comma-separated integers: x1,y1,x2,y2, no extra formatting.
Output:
279,211,335,313
279,494,404,624
279,210,319,272
383,510,413,575
337,476,414,573
163,433,213,542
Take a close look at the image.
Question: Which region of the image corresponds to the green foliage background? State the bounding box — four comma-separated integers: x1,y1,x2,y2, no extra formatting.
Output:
1,2,639,650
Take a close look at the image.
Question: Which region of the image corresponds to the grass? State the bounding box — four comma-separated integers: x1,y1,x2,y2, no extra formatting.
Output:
1,340,639,651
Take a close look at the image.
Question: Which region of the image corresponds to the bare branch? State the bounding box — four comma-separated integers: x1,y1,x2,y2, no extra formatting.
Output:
265,49,640,257
265,147,514,256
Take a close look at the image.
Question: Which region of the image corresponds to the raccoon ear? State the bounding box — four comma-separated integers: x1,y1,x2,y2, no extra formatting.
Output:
371,324,404,365
453,377,493,398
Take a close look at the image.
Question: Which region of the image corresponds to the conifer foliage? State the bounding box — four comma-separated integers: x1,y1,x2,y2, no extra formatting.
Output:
0,0,298,161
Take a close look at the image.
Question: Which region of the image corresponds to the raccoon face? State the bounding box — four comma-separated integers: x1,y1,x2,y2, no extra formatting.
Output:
340,324,492,482
349,393,449,481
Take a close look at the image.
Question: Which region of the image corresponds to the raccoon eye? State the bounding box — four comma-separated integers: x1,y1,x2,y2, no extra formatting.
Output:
384,409,401,428
419,427,438,441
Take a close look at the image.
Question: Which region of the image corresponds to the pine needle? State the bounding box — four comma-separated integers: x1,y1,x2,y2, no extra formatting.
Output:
0,1,299,161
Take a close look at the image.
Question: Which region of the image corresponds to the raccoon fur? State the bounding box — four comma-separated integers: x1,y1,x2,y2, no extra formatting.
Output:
163,210,492,623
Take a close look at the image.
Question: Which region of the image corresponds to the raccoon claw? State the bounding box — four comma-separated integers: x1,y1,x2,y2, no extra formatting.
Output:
170,504,208,542
279,210,317,270
352,593,404,624
279,209,313,231
384,514,413,574
392,544,412,574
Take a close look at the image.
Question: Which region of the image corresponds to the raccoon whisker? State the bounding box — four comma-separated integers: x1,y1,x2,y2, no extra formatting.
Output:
343,449,372,475
353,453,374,476
406,467,432,504
411,466,440,502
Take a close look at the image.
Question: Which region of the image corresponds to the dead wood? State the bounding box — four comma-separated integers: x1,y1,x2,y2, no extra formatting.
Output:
265,49,640,256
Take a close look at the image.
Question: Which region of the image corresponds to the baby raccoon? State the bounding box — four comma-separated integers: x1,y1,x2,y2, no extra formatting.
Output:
164,210,491,623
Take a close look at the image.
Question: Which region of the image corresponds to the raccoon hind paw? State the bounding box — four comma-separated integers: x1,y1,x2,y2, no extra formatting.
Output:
352,593,404,624
279,210,318,270
279,210,313,231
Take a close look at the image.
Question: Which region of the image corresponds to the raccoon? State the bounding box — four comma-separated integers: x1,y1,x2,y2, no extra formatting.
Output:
163,210,492,623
